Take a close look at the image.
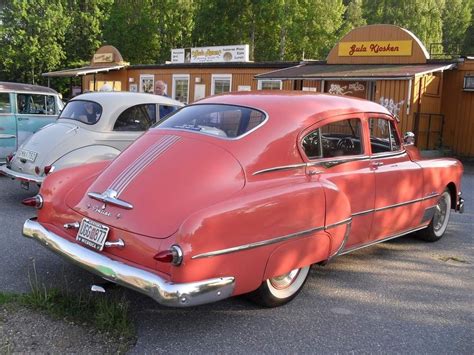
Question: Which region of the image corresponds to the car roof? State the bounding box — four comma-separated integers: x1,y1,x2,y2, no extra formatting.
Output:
0,81,59,94
197,91,392,123
62,92,183,132
72,91,183,107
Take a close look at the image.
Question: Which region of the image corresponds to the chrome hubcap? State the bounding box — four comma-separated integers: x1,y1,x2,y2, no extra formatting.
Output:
433,194,448,232
269,269,300,290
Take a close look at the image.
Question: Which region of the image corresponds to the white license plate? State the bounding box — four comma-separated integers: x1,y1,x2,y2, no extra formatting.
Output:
76,218,109,251
17,149,38,162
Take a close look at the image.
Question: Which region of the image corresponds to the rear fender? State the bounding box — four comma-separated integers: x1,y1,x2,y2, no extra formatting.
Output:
52,145,120,171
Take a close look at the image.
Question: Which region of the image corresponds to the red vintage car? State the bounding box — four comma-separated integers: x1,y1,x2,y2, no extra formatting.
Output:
22,92,464,307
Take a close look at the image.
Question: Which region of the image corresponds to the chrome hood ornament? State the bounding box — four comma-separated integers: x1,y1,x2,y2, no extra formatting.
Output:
88,189,133,210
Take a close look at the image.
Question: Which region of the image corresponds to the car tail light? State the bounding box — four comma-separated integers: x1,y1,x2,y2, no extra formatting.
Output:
6,153,14,164
34,166,40,175
154,245,183,266
44,165,54,175
22,194,44,209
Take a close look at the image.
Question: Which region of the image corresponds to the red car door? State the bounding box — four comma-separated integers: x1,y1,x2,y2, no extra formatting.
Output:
367,115,424,241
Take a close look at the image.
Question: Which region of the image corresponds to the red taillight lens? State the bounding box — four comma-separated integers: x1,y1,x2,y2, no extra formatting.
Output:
34,166,40,175
6,154,13,164
21,194,44,209
44,165,54,175
154,245,183,265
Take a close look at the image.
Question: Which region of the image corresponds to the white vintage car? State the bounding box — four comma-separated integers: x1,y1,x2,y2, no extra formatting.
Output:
0,92,182,188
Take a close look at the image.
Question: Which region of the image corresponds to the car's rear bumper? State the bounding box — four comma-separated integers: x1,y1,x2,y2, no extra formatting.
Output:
22,218,235,307
0,165,44,184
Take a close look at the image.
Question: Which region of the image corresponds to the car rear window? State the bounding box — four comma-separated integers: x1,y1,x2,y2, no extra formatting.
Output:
155,104,266,138
59,100,102,124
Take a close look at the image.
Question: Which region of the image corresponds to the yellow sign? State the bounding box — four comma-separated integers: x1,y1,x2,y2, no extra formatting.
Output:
93,53,114,63
338,40,413,57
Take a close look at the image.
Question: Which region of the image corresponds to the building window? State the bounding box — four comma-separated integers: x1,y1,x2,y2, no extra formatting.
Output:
257,80,282,90
172,74,190,104
211,74,232,95
463,75,474,91
139,75,154,93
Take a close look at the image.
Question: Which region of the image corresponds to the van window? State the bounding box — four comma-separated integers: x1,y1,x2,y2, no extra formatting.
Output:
0,93,11,113
17,94,57,115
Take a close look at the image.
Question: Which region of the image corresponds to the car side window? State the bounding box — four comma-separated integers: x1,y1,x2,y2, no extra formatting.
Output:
0,93,11,113
369,118,401,153
302,118,362,159
114,104,153,131
17,94,52,115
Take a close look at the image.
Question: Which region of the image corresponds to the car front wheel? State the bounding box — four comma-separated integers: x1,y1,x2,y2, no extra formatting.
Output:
249,266,310,307
417,189,452,242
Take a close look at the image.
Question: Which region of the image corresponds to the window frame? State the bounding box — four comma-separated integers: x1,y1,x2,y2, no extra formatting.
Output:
257,80,283,90
16,93,57,116
368,116,403,155
211,74,232,96
0,93,12,114
139,74,155,93
463,75,474,91
172,74,190,104
299,116,365,161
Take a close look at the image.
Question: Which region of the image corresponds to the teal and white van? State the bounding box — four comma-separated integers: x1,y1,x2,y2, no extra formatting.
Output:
0,82,63,163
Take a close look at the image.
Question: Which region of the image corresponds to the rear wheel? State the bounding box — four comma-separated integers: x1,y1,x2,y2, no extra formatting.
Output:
248,266,310,307
417,190,451,242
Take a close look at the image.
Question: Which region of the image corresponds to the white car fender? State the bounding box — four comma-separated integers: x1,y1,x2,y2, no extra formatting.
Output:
51,145,121,171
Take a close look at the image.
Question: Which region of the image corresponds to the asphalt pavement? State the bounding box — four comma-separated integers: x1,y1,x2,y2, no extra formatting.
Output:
0,165,472,354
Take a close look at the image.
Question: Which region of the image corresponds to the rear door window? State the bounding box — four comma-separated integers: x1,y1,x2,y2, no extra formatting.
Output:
113,104,154,131
302,118,363,159
17,94,56,115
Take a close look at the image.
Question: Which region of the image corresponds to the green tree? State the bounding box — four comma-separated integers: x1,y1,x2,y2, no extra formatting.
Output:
339,0,366,37
362,0,445,52
442,0,472,55
0,0,69,84
63,0,114,66
462,0,474,54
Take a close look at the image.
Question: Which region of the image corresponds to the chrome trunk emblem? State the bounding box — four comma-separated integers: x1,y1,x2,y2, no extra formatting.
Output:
88,189,133,210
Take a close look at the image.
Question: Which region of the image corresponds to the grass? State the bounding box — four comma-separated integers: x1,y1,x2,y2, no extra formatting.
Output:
0,261,135,341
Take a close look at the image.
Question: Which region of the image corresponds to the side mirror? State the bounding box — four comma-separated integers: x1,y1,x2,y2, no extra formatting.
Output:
404,132,415,145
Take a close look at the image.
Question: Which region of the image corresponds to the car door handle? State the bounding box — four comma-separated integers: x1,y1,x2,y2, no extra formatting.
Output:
371,162,384,167
0,134,16,139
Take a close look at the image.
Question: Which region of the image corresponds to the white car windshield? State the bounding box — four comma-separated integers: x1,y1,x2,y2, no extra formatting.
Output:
155,104,266,138
59,100,102,125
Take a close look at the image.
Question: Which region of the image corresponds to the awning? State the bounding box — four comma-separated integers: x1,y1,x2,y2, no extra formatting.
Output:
42,65,127,78
255,62,457,81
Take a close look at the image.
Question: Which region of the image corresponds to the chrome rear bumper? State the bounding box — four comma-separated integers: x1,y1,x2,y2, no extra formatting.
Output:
22,218,235,307
0,165,44,184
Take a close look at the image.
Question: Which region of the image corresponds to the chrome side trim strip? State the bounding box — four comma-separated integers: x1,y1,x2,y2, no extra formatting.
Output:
339,225,427,256
351,193,441,217
325,217,352,230
253,163,307,176
192,217,353,260
370,150,407,159
192,225,325,259
252,156,371,176
23,218,235,307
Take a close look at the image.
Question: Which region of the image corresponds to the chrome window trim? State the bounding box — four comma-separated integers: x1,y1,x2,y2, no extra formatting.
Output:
253,155,371,176
370,150,407,159
192,217,352,260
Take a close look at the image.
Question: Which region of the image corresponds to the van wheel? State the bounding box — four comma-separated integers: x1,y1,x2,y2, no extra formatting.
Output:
417,190,451,242
249,266,310,307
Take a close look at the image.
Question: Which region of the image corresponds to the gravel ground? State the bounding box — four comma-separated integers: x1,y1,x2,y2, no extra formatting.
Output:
0,304,133,353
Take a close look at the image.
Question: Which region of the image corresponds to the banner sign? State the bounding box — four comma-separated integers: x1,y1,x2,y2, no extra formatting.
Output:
93,53,114,63
171,45,249,63
338,40,412,57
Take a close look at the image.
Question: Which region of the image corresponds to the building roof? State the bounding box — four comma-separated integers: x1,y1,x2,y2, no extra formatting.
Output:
255,62,456,80
129,61,299,70
42,64,127,78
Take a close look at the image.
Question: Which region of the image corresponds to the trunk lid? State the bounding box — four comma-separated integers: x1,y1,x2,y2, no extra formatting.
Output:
67,131,245,238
